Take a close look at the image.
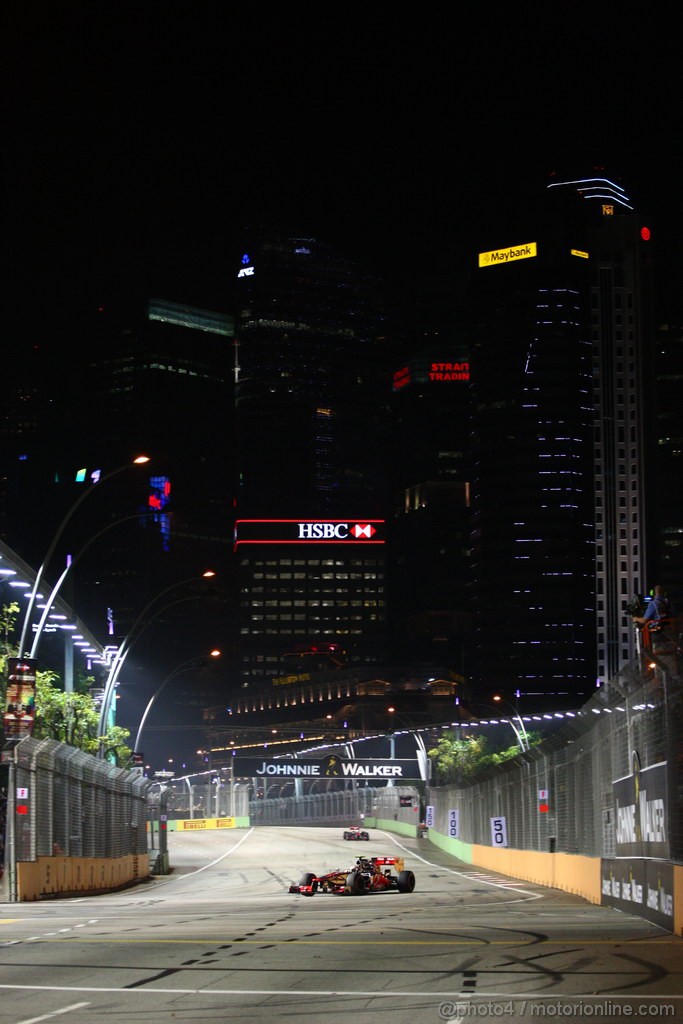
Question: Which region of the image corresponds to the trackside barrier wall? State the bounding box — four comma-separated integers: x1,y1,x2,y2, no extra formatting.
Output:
248,784,421,831
152,775,250,823
6,737,153,901
246,656,683,935
423,658,682,935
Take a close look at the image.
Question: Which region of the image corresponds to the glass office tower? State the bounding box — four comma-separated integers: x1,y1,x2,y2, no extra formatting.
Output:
467,174,656,705
233,228,392,686
388,341,472,672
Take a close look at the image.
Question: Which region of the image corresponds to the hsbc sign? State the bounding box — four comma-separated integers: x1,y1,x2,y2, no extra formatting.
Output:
234,518,385,548
298,522,376,539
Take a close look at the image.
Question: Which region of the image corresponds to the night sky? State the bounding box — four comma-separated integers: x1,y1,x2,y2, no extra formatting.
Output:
6,7,681,330
5,8,681,769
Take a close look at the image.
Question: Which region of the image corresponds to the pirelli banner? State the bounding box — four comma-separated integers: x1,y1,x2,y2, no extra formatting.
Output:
173,817,237,832
234,753,421,781
234,518,385,549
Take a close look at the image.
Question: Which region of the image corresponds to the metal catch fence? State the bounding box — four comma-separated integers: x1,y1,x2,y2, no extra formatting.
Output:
249,784,421,827
427,654,682,861
10,737,152,862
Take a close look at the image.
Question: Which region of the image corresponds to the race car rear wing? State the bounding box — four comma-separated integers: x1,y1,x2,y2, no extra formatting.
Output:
373,856,404,872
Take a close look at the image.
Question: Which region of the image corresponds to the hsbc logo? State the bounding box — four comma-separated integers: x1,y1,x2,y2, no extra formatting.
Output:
351,523,376,538
297,522,377,540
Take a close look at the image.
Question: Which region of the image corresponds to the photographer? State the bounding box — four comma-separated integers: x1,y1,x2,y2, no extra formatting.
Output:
632,584,674,628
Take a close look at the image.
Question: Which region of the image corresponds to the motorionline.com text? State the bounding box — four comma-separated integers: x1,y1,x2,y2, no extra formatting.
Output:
437,1000,677,1018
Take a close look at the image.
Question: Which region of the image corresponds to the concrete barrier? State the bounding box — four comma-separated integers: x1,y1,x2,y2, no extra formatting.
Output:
16,853,150,901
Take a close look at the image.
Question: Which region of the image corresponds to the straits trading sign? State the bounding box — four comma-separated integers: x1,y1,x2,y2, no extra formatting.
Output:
233,754,420,780
478,241,537,268
234,519,385,548
392,359,470,391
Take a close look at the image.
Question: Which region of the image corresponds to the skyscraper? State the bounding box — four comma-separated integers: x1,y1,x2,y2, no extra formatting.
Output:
232,228,392,686
72,298,236,647
387,310,472,673
467,173,656,705
25,297,238,766
652,321,683,599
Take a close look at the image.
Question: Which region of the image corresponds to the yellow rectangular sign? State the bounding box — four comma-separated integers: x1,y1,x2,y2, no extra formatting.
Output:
479,242,537,267
175,817,236,831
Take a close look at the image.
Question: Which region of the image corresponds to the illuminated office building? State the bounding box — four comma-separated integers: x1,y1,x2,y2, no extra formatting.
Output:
652,321,683,597
468,174,656,703
26,295,238,703
233,517,388,683
233,229,392,684
388,337,472,672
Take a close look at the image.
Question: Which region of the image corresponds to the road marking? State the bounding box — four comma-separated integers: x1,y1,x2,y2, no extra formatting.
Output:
136,827,256,889
2,937,679,945
377,831,543,900
0,986,680,1001
14,1003,91,1023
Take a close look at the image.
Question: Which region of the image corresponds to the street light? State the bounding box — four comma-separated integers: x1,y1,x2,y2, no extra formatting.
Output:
0,541,109,680
386,705,429,782
133,649,221,754
492,694,530,752
28,511,157,664
96,570,217,754
17,455,150,658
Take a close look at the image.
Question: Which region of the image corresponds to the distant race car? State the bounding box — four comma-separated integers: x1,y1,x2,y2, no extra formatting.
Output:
343,825,369,841
289,855,416,896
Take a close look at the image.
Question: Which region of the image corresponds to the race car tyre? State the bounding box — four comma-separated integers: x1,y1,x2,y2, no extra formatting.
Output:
397,869,416,893
345,870,368,895
300,872,318,895
362,832,369,840
343,832,350,840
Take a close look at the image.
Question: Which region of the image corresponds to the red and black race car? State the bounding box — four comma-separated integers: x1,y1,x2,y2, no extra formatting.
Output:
289,855,415,896
343,825,369,841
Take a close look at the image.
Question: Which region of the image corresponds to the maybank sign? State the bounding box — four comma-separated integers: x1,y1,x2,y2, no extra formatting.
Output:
478,242,537,268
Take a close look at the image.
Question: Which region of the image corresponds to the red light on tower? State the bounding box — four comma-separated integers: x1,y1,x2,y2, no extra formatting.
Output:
641,226,651,241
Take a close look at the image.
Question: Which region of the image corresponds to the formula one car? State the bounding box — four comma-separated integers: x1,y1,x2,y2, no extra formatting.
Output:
289,855,415,896
343,825,369,841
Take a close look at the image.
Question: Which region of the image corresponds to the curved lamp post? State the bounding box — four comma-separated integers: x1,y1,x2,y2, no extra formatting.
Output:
133,649,221,754
492,694,530,752
96,570,217,755
386,705,429,783
18,455,150,658
28,512,157,662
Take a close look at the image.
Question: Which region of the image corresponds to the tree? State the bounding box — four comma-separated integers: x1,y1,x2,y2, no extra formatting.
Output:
1,603,133,767
428,729,542,785
0,601,20,657
427,732,490,784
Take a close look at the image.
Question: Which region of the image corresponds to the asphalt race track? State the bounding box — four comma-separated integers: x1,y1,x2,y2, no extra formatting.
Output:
0,826,681,1023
